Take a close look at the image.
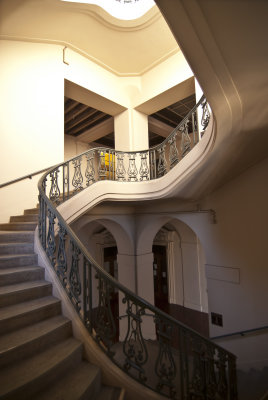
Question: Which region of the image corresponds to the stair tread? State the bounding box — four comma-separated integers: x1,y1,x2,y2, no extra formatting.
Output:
95,385,121,400
0,242,34,246
0,280,51,295
0,265,43,274
0,296,60,321
0,253,37,259
0,337,82,396
37,361,100,400
0,231,34,235
0,315,70,353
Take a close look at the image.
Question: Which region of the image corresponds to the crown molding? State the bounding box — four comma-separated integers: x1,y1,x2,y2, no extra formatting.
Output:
0,35,180,77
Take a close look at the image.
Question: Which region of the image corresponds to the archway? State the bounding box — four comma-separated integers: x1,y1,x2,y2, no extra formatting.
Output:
137,215,209,337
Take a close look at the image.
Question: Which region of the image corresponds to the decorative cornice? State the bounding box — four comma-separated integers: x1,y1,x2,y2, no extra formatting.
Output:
0,35,180,77
58,2,161,32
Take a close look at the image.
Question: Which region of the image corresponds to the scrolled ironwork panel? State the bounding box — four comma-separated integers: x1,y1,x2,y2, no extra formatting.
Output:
62,163,69,201
49,169,60,202
85,151,95,186
56,223,67,287
154,316,177,398
98,151,107,180
69,240,82,312
122,296,148,382
157,146,167,177
201,99,210,131
127,154,138,181
46,207,56,267
72,156,83,191
179,120,191,158
168,133,179,169
139,153,150,180
216,348,228,399
94,272,117,356
115,153,126,181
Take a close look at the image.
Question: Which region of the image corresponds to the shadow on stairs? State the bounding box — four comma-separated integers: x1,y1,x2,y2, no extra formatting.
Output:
0,208,123,400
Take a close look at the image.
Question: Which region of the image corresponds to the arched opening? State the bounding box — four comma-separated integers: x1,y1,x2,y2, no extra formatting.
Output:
151,219,209,337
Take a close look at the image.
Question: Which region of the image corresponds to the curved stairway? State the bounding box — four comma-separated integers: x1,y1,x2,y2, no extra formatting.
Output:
0,208,122,400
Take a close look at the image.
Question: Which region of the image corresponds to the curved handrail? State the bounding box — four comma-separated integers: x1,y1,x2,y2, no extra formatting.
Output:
38,96,237,399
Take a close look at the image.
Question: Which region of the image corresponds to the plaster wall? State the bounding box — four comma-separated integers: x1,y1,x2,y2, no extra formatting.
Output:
200,157,268,370
0,40,64,222
64,134,91,160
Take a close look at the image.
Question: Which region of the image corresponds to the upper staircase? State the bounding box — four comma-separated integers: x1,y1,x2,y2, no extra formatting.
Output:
0,208,122,400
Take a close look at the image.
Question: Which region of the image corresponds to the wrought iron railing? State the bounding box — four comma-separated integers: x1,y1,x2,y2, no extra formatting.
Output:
38,96,237,399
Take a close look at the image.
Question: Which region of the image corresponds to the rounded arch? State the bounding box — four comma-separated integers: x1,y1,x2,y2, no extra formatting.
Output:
136,214,209,331
71,214,135,256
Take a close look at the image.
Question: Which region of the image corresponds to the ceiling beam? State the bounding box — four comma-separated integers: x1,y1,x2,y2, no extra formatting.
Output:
148,116,173,138
76,117,114,143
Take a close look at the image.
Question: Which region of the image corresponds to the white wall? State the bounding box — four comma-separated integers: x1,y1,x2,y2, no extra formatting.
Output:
0,38,194,222
0,40,64,222
199,157,268,370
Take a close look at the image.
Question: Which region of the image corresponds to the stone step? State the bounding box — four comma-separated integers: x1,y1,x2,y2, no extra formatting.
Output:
0,253,38,268
0,222,37,231
36,361,101,400
10,214,39,223
0,242,34,255
0,315,72,369
24,208,39,215
0,337,83,400
0,231,34,243
0,296,61,335
95,385,123,400
0,266,44,286
0,280,52,307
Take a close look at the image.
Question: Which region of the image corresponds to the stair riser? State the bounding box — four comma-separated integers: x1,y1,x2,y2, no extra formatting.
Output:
0,255,38,268
0,224,37,231
0,284,52,307
10,215,39,223
24,209,39,215
0,233,34,243
3,344,83,400
0,301,61,335
0,321,72,369
0,268,44,287
0,243,34,255
80,371,101,400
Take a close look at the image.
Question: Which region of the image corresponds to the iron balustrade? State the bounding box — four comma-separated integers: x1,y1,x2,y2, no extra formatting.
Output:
38,96,237,399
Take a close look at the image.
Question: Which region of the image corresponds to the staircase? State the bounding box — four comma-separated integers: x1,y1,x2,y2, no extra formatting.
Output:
0,208,122,400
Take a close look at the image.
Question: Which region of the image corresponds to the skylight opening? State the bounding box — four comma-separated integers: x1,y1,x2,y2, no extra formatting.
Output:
61,0,156,20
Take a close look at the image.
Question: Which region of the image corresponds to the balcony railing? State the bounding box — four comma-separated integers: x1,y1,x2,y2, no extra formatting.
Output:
38,96,237,399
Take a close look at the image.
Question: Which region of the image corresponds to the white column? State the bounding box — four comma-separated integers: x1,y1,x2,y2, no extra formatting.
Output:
114,108,149,151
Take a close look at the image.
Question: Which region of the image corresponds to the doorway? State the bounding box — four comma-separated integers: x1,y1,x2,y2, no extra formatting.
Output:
103,246,119,341
153,245,169,312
